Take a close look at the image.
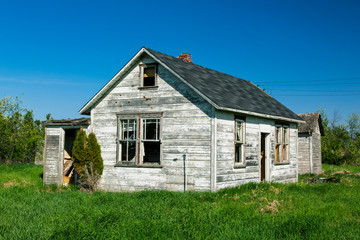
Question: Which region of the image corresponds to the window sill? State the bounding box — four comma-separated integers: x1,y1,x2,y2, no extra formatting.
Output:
114,162,162,168
274,162,290,165
138,86,159,90
234,163,246,168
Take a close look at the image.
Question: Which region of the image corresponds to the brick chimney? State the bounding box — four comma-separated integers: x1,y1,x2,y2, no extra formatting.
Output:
177,52,192,63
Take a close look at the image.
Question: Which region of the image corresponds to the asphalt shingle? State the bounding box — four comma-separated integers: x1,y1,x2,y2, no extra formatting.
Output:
145,47,302,121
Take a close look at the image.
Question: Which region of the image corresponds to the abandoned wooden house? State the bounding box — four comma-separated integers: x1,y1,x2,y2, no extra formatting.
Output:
43,47,305,191
297,113,324,174
42,118,90,185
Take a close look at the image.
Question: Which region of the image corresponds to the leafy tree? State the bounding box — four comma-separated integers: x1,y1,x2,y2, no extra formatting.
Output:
318,108,360,165
347,111,360,140
0,96,44,164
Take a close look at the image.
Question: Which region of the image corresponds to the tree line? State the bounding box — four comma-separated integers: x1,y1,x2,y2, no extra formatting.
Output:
319,109,360,165
0,96,44,164
1,96,359,166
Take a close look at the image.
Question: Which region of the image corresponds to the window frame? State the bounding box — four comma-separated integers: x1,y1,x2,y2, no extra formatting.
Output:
274,124,290,164
116,113,163,167
234,117,246,167
139,63,158,89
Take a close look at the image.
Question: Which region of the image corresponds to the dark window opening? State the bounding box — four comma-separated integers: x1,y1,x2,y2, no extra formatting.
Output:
143,67,156,87
143,142,160,163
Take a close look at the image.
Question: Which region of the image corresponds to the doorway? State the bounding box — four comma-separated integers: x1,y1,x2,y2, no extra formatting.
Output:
260,133,268,181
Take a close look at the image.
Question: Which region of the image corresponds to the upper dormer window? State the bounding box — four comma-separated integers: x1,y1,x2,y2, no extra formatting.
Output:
140,64,158,88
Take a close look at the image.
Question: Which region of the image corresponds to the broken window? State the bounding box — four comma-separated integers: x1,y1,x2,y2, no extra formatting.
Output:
118,119,137,163
117,114,162,166
235,118,245,165
275,124,290,163
141,64,157,87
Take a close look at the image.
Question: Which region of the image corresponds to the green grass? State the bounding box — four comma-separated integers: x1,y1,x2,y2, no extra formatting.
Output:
1,164,360,239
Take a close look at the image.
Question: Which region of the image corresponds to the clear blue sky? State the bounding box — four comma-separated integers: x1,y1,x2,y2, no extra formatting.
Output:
1,0,359,122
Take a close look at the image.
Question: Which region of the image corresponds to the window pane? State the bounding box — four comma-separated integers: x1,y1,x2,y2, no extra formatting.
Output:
120,141,127,161
283,127,289,144
143,142,160,163
235,144,243,163
128,141,136,162
120,141,136,162
143,67,156,87
144,67,155,77
143,119,159,140
275,126,281,144
236,120,244,142
120,119,137,140
275,145,280,162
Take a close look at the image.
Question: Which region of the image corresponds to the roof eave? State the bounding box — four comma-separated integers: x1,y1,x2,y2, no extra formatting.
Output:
217,106,306,124
79,47,147,115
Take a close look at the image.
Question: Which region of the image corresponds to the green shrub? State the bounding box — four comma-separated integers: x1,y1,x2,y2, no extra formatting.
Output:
72,128,103,190
87,133,103,176
72,127,88,174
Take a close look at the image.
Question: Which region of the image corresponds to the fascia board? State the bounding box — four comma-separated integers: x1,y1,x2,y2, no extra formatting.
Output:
79,48,146,115
217,106,306,124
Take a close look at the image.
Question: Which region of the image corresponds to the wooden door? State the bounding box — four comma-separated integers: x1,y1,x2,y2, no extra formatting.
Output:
261,133,266,181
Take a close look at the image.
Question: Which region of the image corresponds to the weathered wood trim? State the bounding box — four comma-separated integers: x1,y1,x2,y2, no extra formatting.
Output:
210,108,217,192
217,107,305,124
42,128,48,186
58,128,65,185
309,133,313,174
80,48,147,115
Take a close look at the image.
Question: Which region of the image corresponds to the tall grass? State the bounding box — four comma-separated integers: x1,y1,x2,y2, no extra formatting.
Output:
0,164,359,239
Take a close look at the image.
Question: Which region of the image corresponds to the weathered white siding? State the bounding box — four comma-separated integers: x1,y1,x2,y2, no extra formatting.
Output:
271,123,298,183
298,132,322,174
216,112,298,191
92,56,213,192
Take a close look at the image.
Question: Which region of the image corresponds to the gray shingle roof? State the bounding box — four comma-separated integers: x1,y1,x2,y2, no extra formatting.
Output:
145,47,302,121
297,113,325,135
42,118,90,127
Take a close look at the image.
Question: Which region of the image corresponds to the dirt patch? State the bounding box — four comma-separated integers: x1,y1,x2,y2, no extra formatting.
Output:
259,199,280,214
1,180,33,188
332,170,351,175
2,181,18,188
270,186,280,195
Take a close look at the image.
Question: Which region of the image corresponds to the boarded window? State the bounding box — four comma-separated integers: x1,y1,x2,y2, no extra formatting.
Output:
235,119,245,165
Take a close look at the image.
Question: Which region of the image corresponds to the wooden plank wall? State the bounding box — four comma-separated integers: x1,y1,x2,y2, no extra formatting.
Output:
298,133,311,174
298,132,322,174
216,113,298,190
271,123,298,183
43,128,64,185
92,55,213,192
311,132,322,174
216,112,260,190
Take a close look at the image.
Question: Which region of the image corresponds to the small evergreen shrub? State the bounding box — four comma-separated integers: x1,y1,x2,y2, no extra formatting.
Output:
72,128,103,190
87,133,104,176
72,127,88,174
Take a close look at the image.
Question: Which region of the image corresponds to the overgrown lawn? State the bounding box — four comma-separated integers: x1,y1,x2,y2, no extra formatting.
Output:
0,164,359,239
